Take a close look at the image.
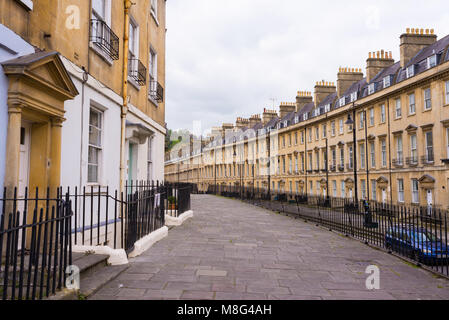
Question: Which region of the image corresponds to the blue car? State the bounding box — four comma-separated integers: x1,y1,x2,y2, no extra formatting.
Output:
385,226,449,265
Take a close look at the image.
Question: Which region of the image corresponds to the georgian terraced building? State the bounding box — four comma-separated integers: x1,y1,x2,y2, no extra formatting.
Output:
165,28,449,209
0,0,167,205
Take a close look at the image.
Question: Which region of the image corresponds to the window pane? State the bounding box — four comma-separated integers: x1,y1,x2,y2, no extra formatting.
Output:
88,165,98,183
92,0,106,19
89,126,101,146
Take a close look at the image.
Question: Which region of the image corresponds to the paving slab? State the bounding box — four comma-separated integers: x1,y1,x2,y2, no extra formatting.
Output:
89,195,449,300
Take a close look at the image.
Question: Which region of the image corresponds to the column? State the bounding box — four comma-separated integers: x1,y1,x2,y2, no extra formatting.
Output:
4,104,22,193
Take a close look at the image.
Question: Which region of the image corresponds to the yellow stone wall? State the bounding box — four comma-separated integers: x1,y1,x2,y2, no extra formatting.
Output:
0,0,166,126
165,60,449,209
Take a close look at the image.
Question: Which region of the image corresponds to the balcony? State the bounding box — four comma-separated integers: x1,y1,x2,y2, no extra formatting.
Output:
406,156,418,166
128,58,147,86
421,152,434,165
149,80,164,102
392,157,404,167
338,164,345,172
330,165,336,172
346,163,354,170
90,19,119,60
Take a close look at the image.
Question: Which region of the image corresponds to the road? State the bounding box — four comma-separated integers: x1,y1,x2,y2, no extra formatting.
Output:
90,194,449,300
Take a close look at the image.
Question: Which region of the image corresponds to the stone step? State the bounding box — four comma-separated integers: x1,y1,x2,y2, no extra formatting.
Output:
79,264,129,298
74,253,110,278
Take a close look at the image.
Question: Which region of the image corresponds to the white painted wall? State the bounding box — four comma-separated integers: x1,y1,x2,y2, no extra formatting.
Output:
60,57,166,240
0,24,35,193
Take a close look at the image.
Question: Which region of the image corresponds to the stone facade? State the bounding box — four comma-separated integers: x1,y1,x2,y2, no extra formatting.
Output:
1,0,167,224
165,28,449,209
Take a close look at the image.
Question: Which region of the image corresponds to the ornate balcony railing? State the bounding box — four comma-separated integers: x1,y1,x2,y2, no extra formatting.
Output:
392,157,404,167
149,80,164,102
90,19,119,60
406,156,418,166
128,58,147,86
421,152,434,165
338,164,345,172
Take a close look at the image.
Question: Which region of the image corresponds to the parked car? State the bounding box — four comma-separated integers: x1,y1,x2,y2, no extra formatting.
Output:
385,226,449,265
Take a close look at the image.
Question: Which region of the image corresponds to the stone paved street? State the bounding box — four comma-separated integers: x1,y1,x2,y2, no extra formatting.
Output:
90,195,449,300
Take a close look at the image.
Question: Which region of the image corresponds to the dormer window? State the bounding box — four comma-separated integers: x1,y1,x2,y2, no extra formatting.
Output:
427,54,437,69
350,92,357,102
406,65,415,78
383,76,391,88
303,113,308,121
294,116,299,124
284,120,288,127
368,83,375,95
339,97,346,107
324,104,330,113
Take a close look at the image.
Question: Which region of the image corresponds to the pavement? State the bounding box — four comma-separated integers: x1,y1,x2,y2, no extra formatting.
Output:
89,194,449,300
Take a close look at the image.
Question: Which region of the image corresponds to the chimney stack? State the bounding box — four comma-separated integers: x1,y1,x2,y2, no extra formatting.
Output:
249,114,261,128
279,102,296,118
366,50,395,83
337,68,364,97
314,81,336,107
296,91,313,113
221,123,234,136
235,117,249,129
400,28,437,68
262,108,278,124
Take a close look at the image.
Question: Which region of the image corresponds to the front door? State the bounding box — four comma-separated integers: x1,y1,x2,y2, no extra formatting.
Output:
17,122,31,249
18,123,31,199
426,189,433,216
128,143,135,190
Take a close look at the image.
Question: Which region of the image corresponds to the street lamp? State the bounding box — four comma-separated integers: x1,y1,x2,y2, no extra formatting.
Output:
345,105,358,208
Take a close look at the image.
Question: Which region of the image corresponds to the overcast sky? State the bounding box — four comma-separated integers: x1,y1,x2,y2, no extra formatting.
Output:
165,0,449,135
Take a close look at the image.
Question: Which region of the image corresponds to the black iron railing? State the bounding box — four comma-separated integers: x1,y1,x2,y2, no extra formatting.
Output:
128,58,147,86
0,187,72,300
149,80,164,102
0,180,191,300
204,184,449,278
90,19,119,60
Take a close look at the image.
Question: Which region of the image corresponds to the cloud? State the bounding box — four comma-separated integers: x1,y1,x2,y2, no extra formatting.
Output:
165,0,449,134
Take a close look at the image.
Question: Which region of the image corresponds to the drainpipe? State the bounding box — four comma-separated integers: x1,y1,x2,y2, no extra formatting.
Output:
120,0,132,194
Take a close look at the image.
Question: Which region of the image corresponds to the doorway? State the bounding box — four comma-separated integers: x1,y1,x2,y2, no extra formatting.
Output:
426,189,433,216
18,122,31,203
